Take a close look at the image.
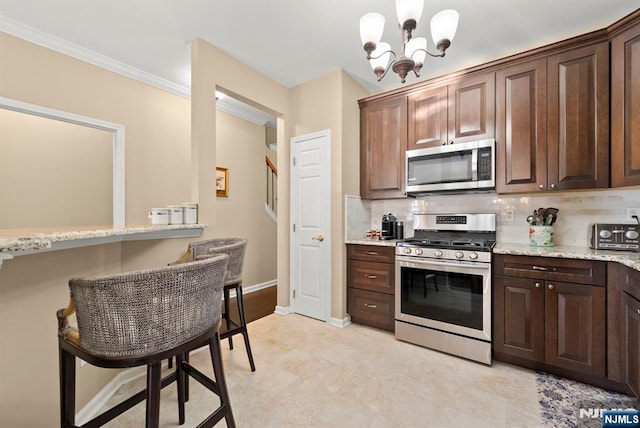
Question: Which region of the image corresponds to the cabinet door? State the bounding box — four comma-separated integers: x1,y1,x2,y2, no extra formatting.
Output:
622,292,640,398
360,96,407,199
447,73,495,144
611,22,640,187
544,281,606,377
407,85,448,149
493,276,545,362
547,42,609,190
495,59,548,193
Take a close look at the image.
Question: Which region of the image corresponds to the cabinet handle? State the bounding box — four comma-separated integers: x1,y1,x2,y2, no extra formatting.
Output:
637,309,640,315
550,183,556,189
365,274,377,279
535,282,541,288
366,251,378,255
548,284,554,290
364,303,377,309
539,184,545,189
532,265,556,272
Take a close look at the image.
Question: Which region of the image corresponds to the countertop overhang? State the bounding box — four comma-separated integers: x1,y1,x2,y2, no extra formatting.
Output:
0,224,206,267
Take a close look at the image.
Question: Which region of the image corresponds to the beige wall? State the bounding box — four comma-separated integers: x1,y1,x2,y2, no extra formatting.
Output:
289,69,368,320
0,33,279,426
0,109,113,228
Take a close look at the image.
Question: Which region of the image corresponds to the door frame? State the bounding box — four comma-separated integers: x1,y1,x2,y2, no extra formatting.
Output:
289,129,331,321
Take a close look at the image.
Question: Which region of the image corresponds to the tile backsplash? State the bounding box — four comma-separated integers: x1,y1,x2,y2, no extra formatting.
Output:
346,187,640,247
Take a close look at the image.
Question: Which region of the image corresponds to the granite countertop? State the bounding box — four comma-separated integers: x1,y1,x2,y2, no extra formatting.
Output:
345,239,399,247
0,224,205,254
344,240,640,272
494,242,640,271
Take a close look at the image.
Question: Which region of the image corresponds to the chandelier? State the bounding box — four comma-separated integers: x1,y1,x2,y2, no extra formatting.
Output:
359,0,459,83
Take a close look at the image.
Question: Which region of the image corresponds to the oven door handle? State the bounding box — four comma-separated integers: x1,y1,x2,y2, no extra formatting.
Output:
396,256,490,272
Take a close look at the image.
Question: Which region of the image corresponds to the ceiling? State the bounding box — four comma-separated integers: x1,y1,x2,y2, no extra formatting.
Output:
0,1,637,97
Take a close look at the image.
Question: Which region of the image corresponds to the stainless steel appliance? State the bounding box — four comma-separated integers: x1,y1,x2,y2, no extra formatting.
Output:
406,139,495,195
395,213,496,365
590,223,640,251
381,213,398,240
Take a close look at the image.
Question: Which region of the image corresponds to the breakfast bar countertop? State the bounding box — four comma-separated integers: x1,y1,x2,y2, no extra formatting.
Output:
0,224,206,263
494,242,640,272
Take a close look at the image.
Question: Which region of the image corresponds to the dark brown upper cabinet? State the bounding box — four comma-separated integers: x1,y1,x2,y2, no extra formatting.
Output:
407,73,495,150
496,58,548,193
611,14,640,187
359,94,408,199
496,42,609,193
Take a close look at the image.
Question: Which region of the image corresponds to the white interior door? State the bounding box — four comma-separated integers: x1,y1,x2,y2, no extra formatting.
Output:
290,129,331,321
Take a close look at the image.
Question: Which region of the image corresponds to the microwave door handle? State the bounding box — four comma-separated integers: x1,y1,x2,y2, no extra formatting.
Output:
471,148,478,181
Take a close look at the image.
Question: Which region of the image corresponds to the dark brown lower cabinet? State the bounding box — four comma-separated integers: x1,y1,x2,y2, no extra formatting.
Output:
494,276,605,377
622,291,640,398
493,254,608,385
347,244,395,332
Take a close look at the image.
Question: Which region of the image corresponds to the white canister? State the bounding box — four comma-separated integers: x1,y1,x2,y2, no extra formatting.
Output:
149,208,170,225
529,225,554,247
182,203,198,224
167,205,184,225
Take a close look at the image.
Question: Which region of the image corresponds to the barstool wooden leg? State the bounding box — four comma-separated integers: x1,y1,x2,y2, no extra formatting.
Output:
59,347,76,428
209,332,236,428
235,286,256,372
146,362,162,428
176,353,186,425
223,286,234,349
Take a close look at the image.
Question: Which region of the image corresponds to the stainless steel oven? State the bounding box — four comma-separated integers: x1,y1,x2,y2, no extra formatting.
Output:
395,213,495,365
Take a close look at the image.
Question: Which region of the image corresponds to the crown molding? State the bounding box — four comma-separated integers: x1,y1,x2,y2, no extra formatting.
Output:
0,16,191,99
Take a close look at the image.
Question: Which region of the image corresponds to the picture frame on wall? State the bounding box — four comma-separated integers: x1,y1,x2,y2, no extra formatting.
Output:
216,167,228,197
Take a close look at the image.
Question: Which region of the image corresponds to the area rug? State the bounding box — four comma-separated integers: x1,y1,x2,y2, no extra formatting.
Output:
537,371,639,427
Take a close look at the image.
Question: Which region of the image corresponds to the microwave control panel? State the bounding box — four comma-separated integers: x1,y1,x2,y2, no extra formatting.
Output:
590,223,640,251
477,147,492,181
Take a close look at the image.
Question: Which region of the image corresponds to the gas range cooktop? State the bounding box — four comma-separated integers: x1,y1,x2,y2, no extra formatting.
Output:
396,213,496,262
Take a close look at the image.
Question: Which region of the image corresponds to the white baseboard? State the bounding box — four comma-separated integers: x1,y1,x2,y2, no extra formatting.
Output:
328,315,352,328
274,305,292,315
75,279,276,423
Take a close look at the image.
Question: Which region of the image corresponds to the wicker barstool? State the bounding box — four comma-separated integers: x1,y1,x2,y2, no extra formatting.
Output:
57,255,235,427
172,237,255,372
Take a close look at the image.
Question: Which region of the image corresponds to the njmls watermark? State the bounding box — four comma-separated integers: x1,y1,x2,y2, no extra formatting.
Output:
576,399,640,428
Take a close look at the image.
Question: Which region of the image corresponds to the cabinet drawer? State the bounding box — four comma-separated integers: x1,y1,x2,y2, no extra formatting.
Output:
347,244,395,263
348,259,395,294
493,254,606,285
348,288,395,332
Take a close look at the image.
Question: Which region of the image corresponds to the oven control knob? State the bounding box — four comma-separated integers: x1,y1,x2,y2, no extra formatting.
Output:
469,252,478,260
403,247,412,255
415,248,423,255
455,251,464,259
434,250,443,257
626,230,639,240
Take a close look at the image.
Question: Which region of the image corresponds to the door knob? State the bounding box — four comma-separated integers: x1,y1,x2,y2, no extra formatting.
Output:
312,235,324,242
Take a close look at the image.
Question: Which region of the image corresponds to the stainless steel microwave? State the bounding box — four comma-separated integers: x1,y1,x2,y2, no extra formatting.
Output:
406,139,495,195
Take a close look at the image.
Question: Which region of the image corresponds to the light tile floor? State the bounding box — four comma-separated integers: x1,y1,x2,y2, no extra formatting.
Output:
101,313,543,427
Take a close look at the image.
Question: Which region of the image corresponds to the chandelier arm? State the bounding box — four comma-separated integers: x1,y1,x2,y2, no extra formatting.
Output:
411,48,446,59
368,49,397,62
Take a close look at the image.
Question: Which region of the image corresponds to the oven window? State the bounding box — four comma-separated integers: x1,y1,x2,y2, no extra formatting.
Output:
400,266,484,330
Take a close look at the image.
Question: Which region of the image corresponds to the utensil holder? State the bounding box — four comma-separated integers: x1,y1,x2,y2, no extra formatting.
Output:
529,226,554,247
